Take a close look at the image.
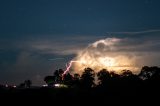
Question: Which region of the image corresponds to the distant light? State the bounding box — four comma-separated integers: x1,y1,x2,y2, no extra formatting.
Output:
42,84,48,87
54,83,68,88
5,84,8,88
54,84,60,87
13,85,16,88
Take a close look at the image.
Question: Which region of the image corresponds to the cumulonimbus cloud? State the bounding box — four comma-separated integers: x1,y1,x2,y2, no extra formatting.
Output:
72,36,160,74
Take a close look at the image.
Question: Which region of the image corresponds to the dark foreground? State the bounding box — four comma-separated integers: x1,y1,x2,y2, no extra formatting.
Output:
0,84,159,105
1,66,160,105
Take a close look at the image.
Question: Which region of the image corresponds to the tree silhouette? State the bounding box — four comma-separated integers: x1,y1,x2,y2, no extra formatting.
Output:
149,66,160,81
19,83,25,88
110,71,120,78
63,73,73,87
24,80,32,88
121,70,133,77
139,66,152,80
121,70,138,83
120,70,141,89
44,76,55,86
54,69,64,83
80,68,95,89
72,73,81,88
139,66,160,82
97,69,111,86
73,73,80,80
106,71,120,91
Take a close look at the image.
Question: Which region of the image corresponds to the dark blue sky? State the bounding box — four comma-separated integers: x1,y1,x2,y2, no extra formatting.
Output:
1,0,160,36
0,0,160,85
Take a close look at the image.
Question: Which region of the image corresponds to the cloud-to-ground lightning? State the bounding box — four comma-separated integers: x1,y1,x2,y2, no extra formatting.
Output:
62,60,81,77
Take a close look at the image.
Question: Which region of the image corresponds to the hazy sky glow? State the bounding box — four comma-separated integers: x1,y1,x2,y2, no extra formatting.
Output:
0,0,160,85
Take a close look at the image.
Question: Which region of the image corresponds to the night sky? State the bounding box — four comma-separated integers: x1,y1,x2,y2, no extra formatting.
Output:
0,0,160,85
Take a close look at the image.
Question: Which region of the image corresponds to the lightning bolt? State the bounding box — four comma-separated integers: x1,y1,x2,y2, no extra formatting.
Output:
62,60,80,78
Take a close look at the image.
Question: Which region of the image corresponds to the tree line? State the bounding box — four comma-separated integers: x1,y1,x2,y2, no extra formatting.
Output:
44,66,160,89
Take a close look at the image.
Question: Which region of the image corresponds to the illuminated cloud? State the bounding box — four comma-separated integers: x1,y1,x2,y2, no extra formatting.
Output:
72,36,160,74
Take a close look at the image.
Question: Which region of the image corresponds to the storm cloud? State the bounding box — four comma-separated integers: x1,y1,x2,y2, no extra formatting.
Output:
0,30,160,85
72,35,160,74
